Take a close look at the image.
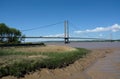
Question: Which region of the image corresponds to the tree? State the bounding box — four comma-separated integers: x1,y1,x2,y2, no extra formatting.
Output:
0,23,9,42
7,28,21,43
0,23,23,43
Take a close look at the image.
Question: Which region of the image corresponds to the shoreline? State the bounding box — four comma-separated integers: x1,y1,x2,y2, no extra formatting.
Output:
2,47,119,79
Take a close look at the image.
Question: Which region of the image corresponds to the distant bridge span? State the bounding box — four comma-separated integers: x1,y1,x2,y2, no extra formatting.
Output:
0,20,109,44
21,36,102,39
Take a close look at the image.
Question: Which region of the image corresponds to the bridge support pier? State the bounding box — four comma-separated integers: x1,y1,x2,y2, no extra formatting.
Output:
64,37,69,44
64,20,70,44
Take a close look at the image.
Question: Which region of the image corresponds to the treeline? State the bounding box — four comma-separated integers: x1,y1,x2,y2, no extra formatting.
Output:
0,23,24,43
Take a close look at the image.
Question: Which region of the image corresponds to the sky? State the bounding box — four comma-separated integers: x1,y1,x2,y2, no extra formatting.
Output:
0,0,120,41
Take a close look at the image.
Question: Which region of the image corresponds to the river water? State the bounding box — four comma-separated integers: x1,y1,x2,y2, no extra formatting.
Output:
46,42,120,49
86,51,120,79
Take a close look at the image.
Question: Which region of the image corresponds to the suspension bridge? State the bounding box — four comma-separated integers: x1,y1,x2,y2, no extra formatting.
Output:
0,20,110,44
20,20,107,44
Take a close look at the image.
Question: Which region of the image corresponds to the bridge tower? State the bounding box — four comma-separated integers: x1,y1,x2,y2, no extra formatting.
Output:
64,20,70,44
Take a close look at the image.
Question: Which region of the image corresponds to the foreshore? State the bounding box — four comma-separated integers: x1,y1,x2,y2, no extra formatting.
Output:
1,42,120,79
2,47,120,79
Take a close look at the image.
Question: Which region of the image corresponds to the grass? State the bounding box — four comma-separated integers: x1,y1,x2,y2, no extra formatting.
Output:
0,47,89,78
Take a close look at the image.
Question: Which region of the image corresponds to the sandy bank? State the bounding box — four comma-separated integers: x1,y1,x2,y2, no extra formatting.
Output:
1,47,119,79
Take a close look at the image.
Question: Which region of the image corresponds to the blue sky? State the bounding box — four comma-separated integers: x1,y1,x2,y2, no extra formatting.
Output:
0,0,120,41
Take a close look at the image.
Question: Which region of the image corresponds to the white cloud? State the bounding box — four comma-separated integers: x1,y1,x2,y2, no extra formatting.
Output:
46,33,64,37
74,24,120,34
99,34,103,37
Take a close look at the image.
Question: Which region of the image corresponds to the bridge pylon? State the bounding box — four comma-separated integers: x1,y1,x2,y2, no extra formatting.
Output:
64,20,70,44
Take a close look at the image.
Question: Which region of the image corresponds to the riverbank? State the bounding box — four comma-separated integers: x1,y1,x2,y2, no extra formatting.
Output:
2,47,119,79
0,45,88,78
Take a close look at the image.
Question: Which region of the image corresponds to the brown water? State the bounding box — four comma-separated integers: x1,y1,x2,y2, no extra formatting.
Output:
46,42,120,49
86,51,120,79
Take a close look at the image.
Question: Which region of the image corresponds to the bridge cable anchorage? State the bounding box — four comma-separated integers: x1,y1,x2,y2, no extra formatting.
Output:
21,21,64,32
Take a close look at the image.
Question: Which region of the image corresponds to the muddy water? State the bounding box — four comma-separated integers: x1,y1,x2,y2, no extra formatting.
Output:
86,51,120,79
46,42,120,49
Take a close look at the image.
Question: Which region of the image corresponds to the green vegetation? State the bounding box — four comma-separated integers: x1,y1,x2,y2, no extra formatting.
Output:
0,23,24,43
0,42,45,47
0,48,89,78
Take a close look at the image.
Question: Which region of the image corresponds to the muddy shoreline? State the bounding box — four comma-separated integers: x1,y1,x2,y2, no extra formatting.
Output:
2,47,119,79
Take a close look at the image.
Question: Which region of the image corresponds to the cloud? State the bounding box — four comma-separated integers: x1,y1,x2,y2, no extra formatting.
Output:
74,24,120,34
99,34,103,37
46,33,64,37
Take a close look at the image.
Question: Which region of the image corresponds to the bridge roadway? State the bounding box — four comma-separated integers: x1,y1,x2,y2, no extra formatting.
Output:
0,36,104,39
